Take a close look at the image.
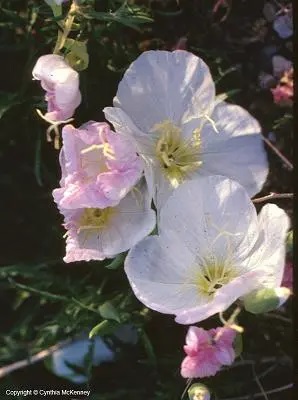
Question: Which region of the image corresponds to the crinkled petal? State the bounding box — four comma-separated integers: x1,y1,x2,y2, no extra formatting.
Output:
60,181,156,263
184,326,211,356
181,356,221,378
32,54,81,121
215,346,235,366
54,121,143,209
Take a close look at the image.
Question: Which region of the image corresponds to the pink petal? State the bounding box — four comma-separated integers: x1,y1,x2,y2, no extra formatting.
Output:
181,356,221,378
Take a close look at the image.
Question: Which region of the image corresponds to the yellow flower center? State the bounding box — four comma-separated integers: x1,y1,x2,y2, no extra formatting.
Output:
78,208,114,232
196,261,237,298
153,120,202,188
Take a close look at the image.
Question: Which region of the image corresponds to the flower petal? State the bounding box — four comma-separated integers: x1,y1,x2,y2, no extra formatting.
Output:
98,182,156,257
199,102,268,197
181,356,220,378
113,50,215,132
124,232,205,316
159,175,259,264
61,181,156,262
247,204,290,288
175,268,265,324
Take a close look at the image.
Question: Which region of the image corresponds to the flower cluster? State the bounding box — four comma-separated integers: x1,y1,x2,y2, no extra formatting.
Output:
260,2,293,108
34,47,291,381
52,121,155,263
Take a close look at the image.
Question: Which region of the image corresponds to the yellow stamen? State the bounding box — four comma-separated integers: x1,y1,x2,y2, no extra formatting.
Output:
196,261,237,298
153,120,202,187
78,208,114,232
81,142,115,160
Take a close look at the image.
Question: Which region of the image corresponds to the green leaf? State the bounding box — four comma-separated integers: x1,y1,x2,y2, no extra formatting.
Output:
105,253,126,270
99,301,121,323
64,39,89,72
44,0,62,18
89,320,117,339
0,261,56,278
84,3,153,32
8,278,67,302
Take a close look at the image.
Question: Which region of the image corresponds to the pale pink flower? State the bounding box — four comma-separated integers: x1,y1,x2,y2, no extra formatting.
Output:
32,54,81,121
53,121,143,209
281,261,293,291
56,181,156,263
271,84,293,106
181,326,236,378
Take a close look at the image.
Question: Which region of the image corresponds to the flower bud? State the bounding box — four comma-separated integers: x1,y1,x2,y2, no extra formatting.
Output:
243,287,291,314
188,383,210,400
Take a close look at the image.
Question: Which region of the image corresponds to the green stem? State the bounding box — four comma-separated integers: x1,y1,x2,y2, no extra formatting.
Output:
53,1,78,55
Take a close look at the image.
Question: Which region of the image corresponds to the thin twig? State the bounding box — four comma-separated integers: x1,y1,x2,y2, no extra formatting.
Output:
251,363,269,400
222,356,277,370
252,192,293,203
262,135,293,170
0,338,74,379
262,312,292,324
220,383,293,400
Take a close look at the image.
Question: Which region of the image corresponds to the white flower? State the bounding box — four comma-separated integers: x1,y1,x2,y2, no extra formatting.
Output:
104,50,268,209
56,180,156,263
124,175,289,324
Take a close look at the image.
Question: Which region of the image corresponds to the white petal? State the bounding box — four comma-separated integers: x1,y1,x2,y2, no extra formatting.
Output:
125,233,205,316
113,50,215,132
159,175,259,264
104,107,156,161
104,106,173,207
175,268,264,324
247,204,290,288
99,182,156,258
199,102,268,197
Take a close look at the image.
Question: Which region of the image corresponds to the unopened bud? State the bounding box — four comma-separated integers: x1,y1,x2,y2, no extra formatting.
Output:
243,287,291,314
188,383,210,400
